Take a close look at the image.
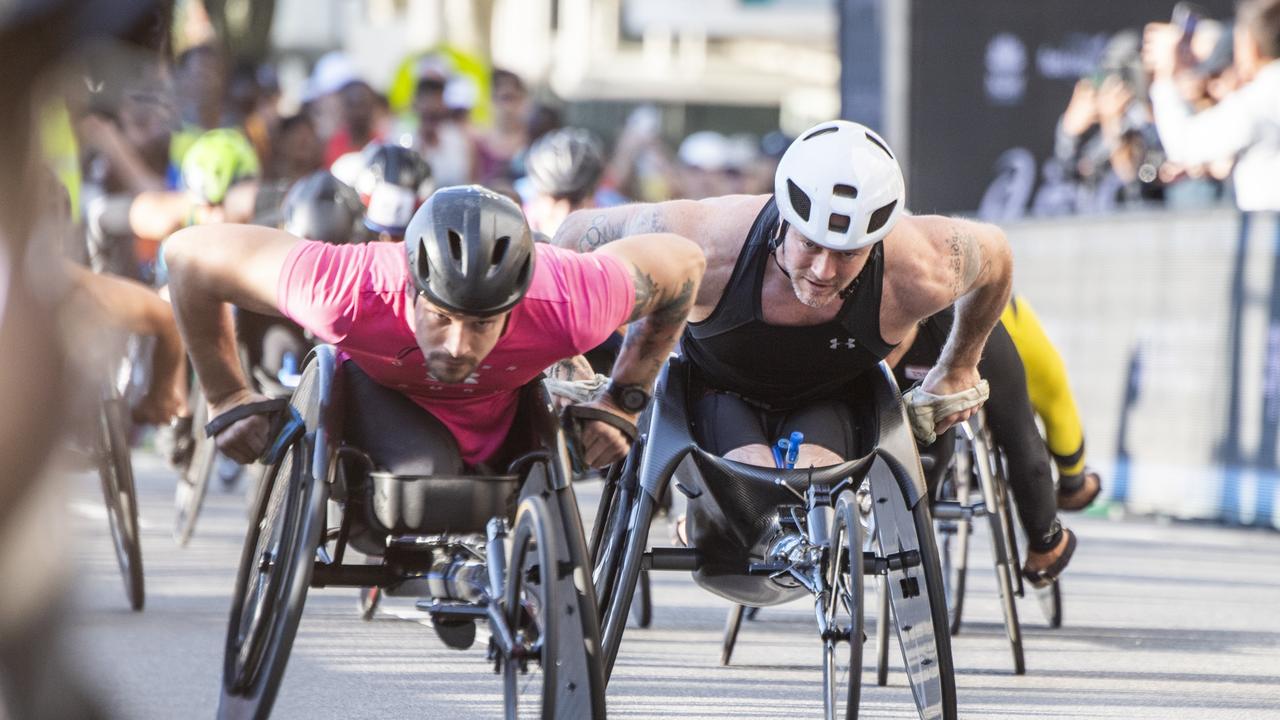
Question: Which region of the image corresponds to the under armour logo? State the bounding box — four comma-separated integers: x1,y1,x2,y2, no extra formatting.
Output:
830,337,857,350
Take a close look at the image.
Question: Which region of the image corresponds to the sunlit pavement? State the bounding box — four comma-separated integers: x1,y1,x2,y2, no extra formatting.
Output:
65,451,1280,719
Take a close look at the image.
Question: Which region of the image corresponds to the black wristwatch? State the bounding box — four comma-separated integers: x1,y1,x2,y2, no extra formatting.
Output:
606,381,651,413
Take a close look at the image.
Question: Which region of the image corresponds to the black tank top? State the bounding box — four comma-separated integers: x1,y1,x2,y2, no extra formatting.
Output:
681,198,897,410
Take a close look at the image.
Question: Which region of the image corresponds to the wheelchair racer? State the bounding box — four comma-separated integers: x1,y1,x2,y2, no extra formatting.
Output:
554,119,1074,578
1001,295,1102,510
888,308,1078,584
348,142,434,243
164,183,703,487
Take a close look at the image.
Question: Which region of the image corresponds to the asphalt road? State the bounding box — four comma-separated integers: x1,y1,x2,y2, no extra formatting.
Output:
62,452,1280,720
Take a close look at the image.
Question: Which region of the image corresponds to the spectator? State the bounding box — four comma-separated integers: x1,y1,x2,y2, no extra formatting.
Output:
676,130,732,199
1054,31,1165,213
1145,0,1280,211
302,51,358,145
323,80,386,166
409,72,475,186
274,113,325,181
174,43,226,133
476,68,529,184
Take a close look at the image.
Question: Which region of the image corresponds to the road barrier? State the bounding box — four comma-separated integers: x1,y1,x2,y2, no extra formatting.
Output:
1007,209,1280,529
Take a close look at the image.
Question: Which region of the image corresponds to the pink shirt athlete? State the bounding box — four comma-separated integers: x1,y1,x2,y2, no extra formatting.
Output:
278,241,634,466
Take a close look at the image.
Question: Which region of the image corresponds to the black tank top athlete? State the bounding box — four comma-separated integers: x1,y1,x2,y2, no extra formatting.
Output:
681,197,897,410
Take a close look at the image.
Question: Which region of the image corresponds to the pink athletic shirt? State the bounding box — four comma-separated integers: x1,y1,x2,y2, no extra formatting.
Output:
278,241,634,465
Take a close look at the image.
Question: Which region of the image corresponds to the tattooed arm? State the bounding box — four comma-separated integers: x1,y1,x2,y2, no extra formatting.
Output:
936,220,1012,374
551,200,698,253
885,215,1011,432
568,232,705,466
598,233,704,387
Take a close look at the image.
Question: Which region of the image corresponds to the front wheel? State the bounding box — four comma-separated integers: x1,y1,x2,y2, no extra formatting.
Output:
869,466,957,719
823,492,864,720
218,431,324,720
502,496,560,720
97,394,144,611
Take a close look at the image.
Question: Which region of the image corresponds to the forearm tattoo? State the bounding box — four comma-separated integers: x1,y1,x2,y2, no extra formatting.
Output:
616,264,696,384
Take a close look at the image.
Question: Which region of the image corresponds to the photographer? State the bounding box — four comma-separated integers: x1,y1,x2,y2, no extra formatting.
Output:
1144,0,1280,211
1056,31,1166,212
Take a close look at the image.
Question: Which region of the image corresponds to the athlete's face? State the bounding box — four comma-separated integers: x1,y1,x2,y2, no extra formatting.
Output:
779,227,871,308
412,296,509,383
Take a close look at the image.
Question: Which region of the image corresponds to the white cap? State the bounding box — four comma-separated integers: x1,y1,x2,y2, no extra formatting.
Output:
303,51,358,103
444,77,478,110
677,131,729,172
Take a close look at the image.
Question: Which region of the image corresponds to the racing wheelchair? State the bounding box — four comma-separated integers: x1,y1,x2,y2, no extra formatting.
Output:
914,412,1062,676
589,356,957,720
215,345,606,719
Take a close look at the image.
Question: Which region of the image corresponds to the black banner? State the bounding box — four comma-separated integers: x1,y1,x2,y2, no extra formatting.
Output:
905,0,1234,217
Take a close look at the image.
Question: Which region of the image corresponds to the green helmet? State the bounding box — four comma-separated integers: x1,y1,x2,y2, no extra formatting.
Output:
180,128,261,205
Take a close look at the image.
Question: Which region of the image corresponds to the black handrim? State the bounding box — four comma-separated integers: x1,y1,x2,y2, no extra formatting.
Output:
503,496,558,720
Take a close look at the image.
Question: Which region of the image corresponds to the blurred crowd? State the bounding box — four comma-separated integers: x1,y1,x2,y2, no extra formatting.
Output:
63,29,796,283
1053,0,1280,213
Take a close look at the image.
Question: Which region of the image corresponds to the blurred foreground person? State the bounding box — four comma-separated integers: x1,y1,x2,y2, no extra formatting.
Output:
0,3,169,717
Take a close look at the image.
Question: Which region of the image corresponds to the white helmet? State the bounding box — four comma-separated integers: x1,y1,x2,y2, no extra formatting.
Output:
774,120,905,251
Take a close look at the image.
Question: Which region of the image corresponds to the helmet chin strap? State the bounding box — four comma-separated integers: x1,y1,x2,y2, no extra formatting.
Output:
769,219,859,300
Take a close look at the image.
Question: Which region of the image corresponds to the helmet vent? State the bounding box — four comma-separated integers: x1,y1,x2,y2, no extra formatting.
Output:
786,179,812,222
832,184,858,199
802,126,839,142
866,199,898,235
447,230,464,266
490,236,510,275
828,213,851,233
864,132,894,159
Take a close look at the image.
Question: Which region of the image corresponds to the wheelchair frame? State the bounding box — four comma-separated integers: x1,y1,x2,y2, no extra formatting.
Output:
215,345,607,720
589,356,958,720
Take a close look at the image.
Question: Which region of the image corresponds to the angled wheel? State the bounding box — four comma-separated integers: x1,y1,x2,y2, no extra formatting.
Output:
502,496,560,720
174,387,217,546
934,464,972,636
823,492,864,720
868,465,957,720
218,363,326,720
590,441,641,619
96,392,144,611
978,441,1025,675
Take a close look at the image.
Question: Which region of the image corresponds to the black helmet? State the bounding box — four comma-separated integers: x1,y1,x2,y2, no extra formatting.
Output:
281,171,365,244
524,127,605,202
355,143,434,236
404,185,535,317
